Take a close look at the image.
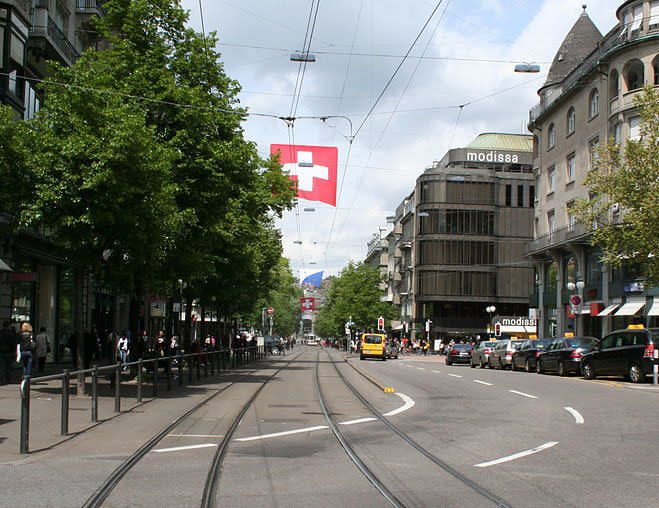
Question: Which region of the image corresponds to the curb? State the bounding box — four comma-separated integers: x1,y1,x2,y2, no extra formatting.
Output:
343,356,388,392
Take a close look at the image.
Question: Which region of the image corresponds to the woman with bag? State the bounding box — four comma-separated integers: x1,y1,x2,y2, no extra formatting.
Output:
18,322,35,377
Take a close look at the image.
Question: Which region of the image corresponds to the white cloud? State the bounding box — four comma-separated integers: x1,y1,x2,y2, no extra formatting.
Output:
182,0,622,276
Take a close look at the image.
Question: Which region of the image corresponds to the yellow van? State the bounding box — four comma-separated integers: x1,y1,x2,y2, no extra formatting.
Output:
359,333,387,361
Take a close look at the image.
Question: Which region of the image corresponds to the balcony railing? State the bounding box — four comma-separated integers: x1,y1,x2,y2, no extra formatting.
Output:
47,16,80,63
524,223,590,256
76,0,107,12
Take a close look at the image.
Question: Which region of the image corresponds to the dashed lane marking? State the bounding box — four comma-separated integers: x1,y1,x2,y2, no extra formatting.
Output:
474,441,558,467
431,370,441,374
508,389,538,399
154,443,218,453
473,380,493,386
417,367,426,371
235,425,329,442
167,434,224,438
448,374,462,378
564,407,584,424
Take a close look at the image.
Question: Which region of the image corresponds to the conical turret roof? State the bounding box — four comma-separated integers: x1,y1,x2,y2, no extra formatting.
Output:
542,10,603,90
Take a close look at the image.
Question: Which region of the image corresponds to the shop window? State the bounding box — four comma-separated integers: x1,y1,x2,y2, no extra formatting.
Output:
505,184,512,206
566,107,576,135
589,89,599,118
517,185,524,207
547,210,555,232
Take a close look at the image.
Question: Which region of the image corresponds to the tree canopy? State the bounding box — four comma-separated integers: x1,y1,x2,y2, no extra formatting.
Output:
315,263,395,337
572,87,659,286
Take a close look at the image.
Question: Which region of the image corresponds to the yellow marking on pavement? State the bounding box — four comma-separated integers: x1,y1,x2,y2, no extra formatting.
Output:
384,386,396,393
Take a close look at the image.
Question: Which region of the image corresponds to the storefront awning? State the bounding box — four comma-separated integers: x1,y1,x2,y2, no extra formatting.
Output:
614,300,646,316
392,324,404,331
0,258,12,271
646,299,659,317
597,304,619,317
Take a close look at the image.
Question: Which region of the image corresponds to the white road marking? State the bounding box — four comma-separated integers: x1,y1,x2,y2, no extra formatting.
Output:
473,380,493,386
340,417,377,425
508,389,538,399
383,392,415,416
154,443,218,453
474,442,559,467
236,425,330,442
417,367,426,371
236,392,416,441
564,407,584,424
448,374,462,378
432,370,441,374
167,434,224,438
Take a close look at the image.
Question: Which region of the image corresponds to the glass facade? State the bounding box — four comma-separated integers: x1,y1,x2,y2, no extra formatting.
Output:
418,209,496,235
418,270,496,296
419,240,496,265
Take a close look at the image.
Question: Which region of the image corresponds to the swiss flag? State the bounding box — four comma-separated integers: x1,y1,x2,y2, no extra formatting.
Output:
271,144,337,206
300,297,315,312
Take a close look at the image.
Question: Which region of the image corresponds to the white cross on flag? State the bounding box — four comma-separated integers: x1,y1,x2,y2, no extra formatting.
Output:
300,297,315,312
271,144,338,206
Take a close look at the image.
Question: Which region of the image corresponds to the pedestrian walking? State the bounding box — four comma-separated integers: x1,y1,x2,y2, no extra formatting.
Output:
117,332,130,370
0,321,20,385
18,322,35,377
35,327,50,374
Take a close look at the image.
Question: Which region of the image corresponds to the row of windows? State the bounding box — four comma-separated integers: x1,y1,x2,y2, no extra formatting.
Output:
545,89,599,150
419,181,497,205
418,240,496,265
418,271,497,297
418,210,497,235
505,184,534,207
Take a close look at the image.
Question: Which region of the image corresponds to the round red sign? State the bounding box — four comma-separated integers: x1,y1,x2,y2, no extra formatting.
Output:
267,307,274,315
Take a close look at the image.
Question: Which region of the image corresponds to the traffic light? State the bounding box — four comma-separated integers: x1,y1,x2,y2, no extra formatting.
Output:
494,323,501,337
377,316,385,331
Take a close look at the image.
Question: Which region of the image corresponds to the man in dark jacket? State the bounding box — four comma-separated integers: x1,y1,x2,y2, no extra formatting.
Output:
0,321,20,384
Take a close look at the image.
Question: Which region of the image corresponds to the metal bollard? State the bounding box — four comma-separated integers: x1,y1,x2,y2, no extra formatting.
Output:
196,355,201,380
20,376,31,454
211,351,215,376
91,366,98,422
178,355,183,386
204,354,208,378
153,358,159,397
61,370,70,436
166,357,172,391
137,358,143,403
114,362,121,413
188,355,193,384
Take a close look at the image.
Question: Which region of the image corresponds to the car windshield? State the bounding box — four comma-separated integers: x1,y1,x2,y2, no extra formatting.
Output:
363,335,383,344
482,342,498,348
511,341,525,350
566,338,598,348
531,340,552,348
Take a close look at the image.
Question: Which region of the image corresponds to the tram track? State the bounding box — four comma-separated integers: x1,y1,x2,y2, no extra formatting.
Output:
83,351,304,508
315,349,512,508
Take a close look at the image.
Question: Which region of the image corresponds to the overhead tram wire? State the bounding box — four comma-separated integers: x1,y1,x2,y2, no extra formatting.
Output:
324,0,447,260
333,0,452,245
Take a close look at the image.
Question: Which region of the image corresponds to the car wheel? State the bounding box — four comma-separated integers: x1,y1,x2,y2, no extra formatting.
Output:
487,358,493,369
582,362,595,380
536,359,543,374
394,355,398,359
525,359,532,373
558,360,567,377
480,359,486,368
446,360,452,366
628,363,643,383
470,361,476,368
382,355,387,361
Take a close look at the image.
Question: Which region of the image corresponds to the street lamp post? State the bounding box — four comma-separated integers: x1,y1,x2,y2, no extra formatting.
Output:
486,305,496,339
567,281,585,335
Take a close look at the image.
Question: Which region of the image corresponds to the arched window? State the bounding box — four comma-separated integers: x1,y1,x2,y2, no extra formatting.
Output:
624,59,645,91
609,69,619,97
589,89,599,118
548,123,555,149
567,107,576,134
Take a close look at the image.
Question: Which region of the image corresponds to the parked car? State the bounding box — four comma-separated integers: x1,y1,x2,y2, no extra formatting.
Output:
446,343,474,365
488,340,526,369
470,341,500,368
581,326,659,383
536,337,599,376
385,340,399,359
511,339,552,372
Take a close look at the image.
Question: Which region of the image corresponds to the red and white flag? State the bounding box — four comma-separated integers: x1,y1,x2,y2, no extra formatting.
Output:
271,144,337,207
300,297,315,312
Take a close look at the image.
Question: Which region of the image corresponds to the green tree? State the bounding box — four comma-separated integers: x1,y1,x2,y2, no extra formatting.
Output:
316,262,395,337
572,87,659,286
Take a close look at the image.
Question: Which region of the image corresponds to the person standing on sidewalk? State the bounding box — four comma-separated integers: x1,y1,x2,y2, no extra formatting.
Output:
35,327,50,374
117,332,130,370
0,321,20,385
18,322,35,377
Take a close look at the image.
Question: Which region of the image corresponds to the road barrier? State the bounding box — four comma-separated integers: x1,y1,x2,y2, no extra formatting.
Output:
18,346,265,454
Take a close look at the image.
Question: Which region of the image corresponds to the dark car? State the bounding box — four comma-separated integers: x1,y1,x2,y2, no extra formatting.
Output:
470,341,500,368
536,337,598,376
446,344,474,365
511,339,552,372
581,326,659,383
488,340,526,369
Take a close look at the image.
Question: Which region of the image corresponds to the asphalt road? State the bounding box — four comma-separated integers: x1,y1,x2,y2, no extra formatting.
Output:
2,346,658,507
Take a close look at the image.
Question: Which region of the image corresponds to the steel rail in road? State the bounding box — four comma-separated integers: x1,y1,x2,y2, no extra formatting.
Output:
313,351,406,508
335,351,512,508
82,352,301,508
201,351,305,508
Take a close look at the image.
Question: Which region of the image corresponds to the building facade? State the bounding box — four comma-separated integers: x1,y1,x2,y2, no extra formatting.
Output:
0,1,107,363
526,1,659,338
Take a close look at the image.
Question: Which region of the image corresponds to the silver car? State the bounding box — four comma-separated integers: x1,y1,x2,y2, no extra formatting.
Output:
470,341,501,368
489,340,526,369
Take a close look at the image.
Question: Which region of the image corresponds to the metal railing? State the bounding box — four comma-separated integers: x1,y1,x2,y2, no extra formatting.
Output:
76,0,106,12
19,346,265,454
46,16,80,63
524,223,591,256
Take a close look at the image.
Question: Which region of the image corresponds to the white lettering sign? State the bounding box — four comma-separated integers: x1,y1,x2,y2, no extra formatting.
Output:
466,150,519,164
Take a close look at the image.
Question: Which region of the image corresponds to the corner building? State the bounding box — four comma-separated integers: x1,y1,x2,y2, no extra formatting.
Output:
526,2,659,338
414,133,535,339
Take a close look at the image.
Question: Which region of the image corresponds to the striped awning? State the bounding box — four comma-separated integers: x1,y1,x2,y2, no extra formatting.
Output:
614,300,646,316
597,304,619,317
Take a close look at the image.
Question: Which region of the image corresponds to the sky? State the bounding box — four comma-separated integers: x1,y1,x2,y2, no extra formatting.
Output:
180,0,623,278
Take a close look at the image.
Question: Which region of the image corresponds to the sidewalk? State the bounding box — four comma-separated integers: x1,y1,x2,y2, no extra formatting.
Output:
0,356,250,463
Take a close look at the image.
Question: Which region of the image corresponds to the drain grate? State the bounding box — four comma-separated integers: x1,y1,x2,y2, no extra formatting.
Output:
126,409,144,414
